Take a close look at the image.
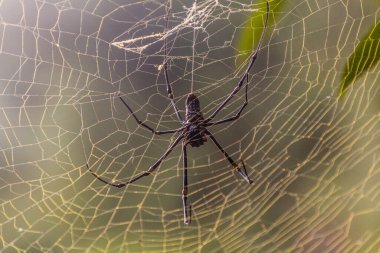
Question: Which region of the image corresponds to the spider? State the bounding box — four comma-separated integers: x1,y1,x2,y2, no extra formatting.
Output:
88,1,269,225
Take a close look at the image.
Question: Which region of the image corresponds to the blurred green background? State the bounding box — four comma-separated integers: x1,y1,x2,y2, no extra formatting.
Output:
0,0,379,252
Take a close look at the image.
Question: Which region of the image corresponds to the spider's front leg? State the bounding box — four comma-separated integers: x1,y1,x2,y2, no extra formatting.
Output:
182,142,192,224
88,134,184,188
206,130,253,184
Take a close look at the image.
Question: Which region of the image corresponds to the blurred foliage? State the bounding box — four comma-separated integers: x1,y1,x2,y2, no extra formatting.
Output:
236,0,287,64
339,20,380,97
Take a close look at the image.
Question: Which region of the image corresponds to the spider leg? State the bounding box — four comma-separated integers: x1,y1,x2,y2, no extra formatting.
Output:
205,1,269,123
207,85,248,126
88,134,184,188
182,142,192,224
119,96,183,135
206,130,253,184
164,7,183,122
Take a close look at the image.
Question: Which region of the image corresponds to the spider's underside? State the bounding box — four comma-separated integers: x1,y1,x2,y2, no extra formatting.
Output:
88,1,269,225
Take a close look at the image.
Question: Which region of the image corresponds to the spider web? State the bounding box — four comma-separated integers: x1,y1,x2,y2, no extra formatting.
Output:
1,0,380,252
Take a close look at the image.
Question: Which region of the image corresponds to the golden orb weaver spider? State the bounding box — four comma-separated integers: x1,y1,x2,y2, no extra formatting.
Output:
88,1,269,225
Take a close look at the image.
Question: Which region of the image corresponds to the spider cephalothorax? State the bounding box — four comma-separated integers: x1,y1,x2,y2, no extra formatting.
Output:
88,1,269,225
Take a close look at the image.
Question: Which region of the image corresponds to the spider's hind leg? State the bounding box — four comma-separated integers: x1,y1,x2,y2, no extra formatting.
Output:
163,7,183,122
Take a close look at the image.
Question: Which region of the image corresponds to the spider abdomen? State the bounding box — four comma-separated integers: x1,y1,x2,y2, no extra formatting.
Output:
185,93,202,120
185,93,207,147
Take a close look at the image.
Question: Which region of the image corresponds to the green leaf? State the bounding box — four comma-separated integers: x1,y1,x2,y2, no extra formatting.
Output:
236,0,286,64
339,21,380,97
